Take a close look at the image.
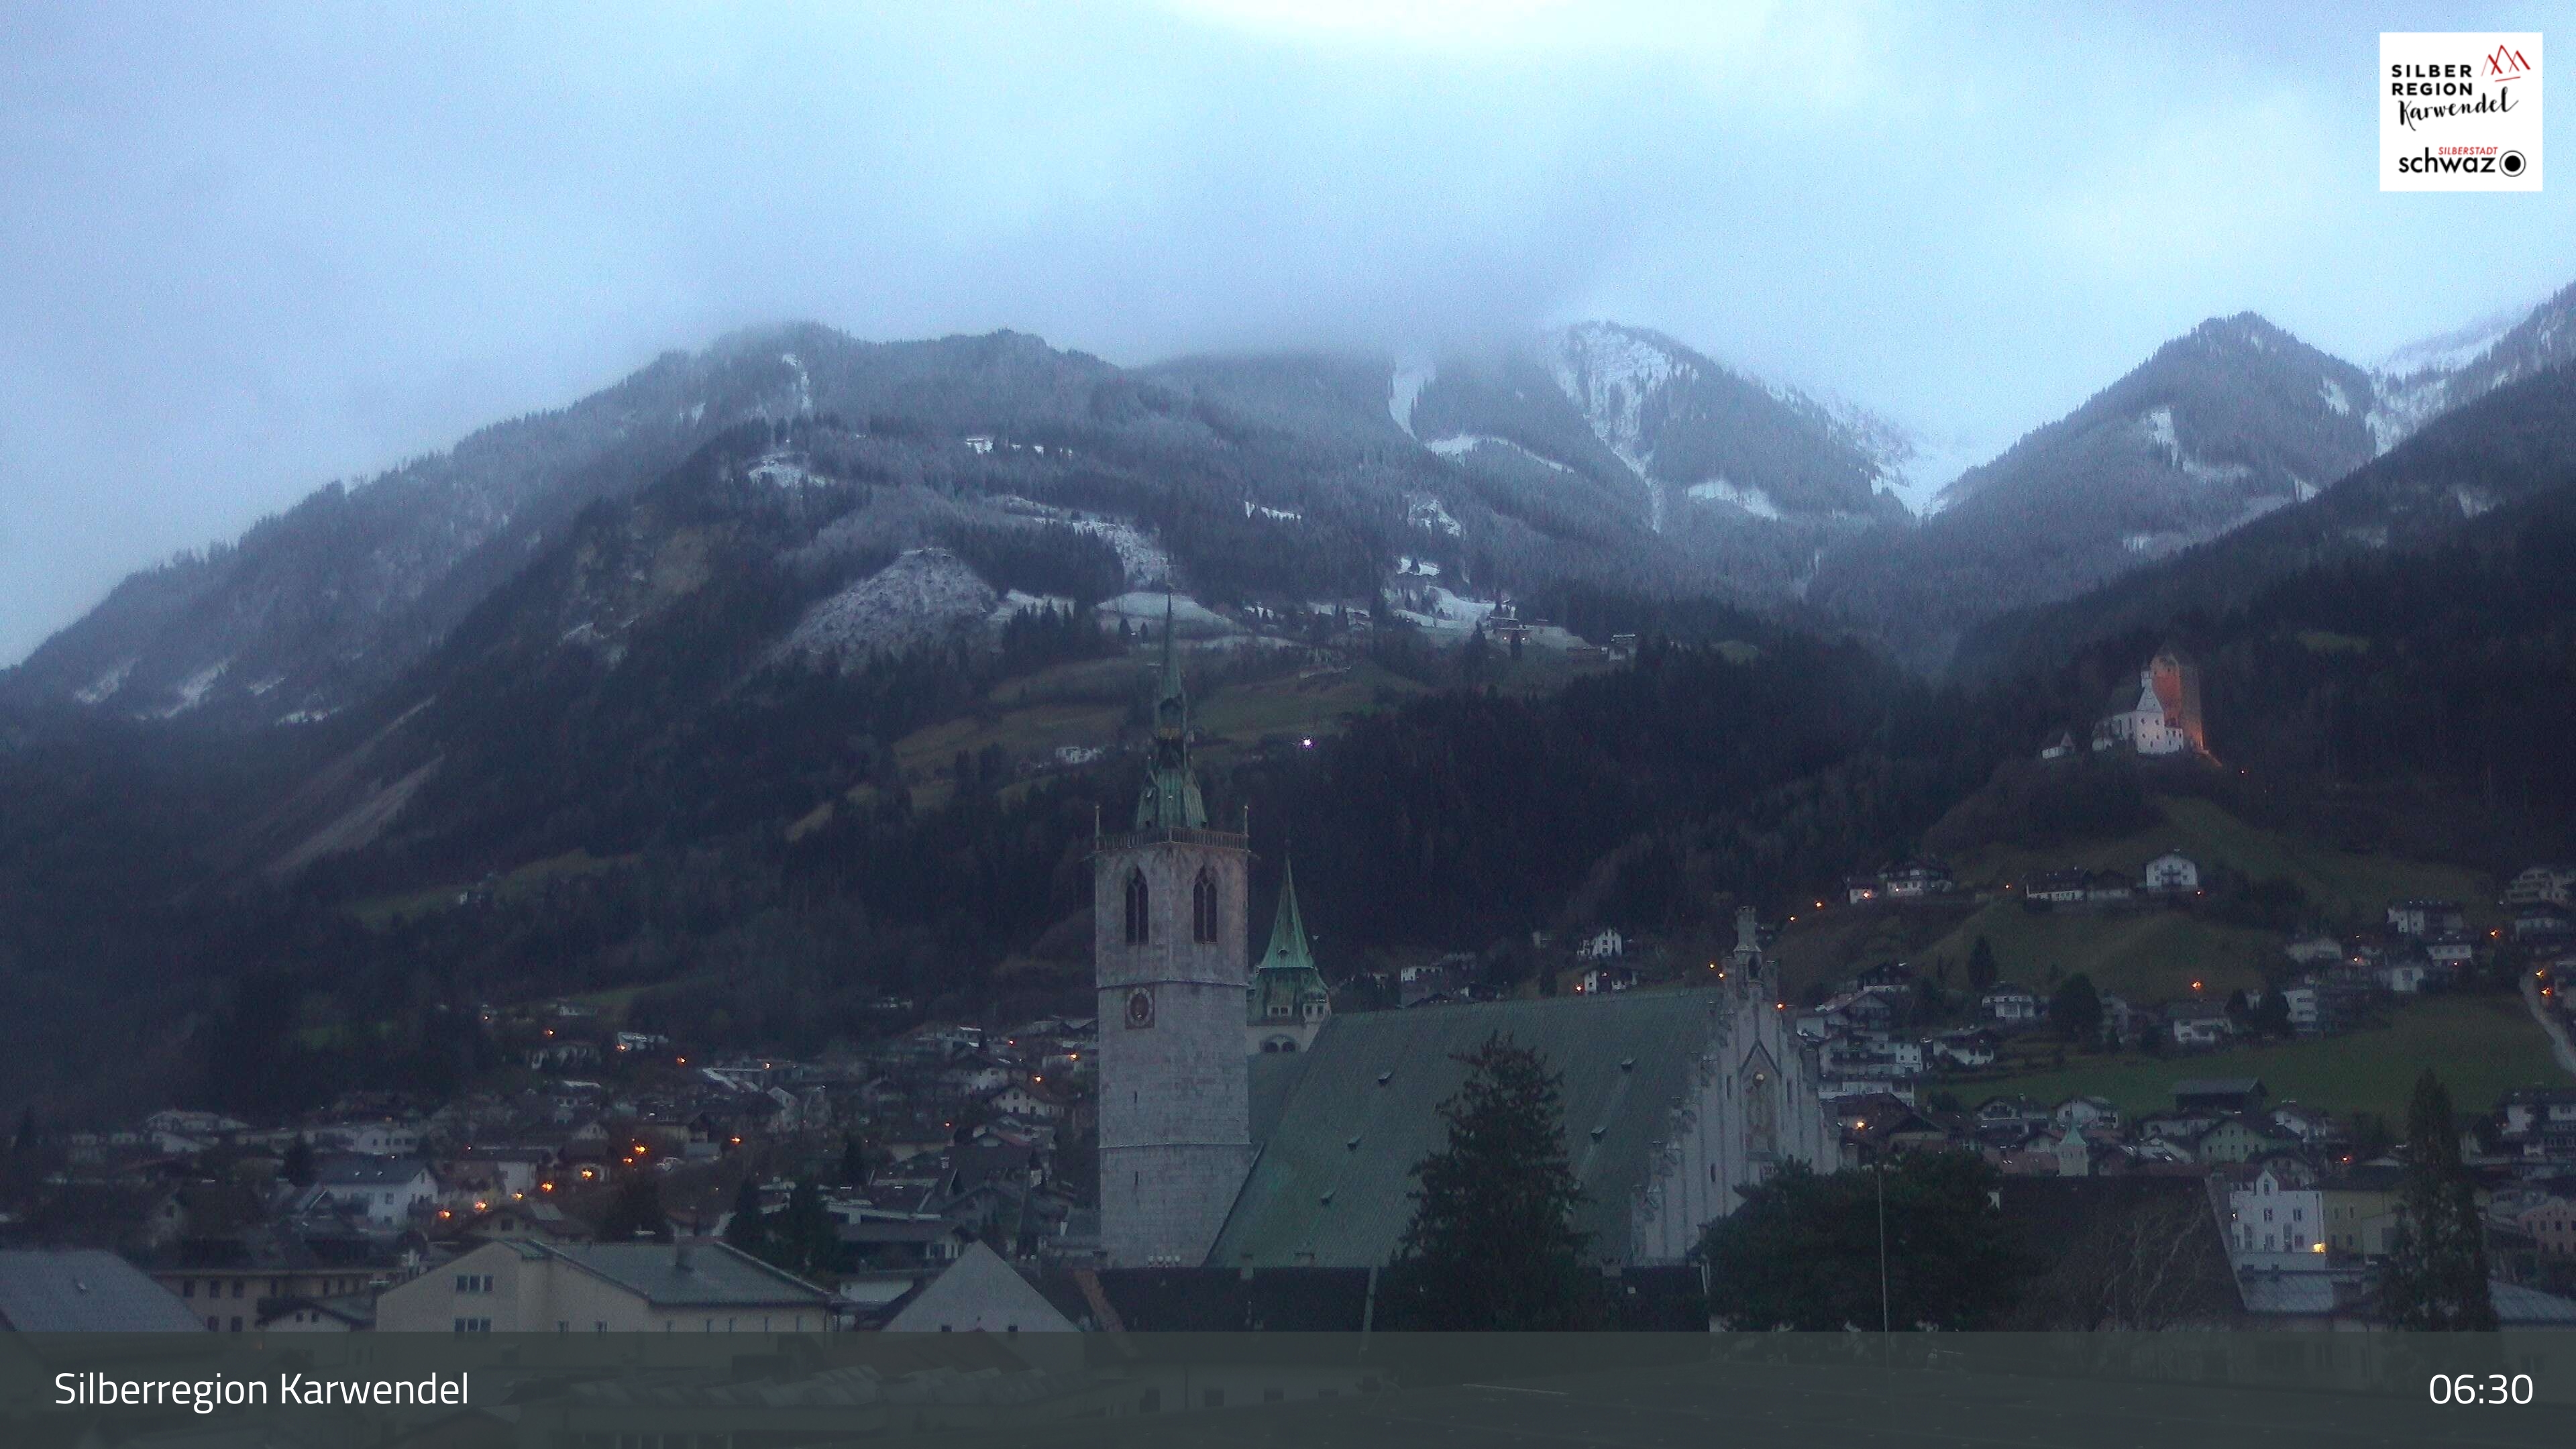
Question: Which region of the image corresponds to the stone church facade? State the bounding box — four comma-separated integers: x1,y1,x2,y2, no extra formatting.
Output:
1094,621,1841,1270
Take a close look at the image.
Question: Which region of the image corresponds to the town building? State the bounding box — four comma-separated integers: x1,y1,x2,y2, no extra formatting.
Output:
2225,1163,2322,1254
2522,1198,2576,1259
2515,904,2574,941
2026,869,2093,906
378,1239,829,1333
2385,900,2465,938
292,1157,438,1230
1880,859,1955,898
2506,863,2576,909
882,1242,1077,1334
2142,851,2199,894
2319,1167,2407,1256
1978,985,2041,1024
0,1250,207,1332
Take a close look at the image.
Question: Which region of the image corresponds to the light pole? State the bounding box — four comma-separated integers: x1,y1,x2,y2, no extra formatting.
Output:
1853,1124,1892,1342
1874,1145,1891,1339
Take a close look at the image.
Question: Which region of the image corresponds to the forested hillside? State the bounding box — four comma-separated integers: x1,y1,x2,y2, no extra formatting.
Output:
1811,315,2382,670
1957,355,2576,682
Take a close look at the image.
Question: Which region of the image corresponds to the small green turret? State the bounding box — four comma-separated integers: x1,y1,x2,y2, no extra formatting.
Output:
1248,856,1332,1053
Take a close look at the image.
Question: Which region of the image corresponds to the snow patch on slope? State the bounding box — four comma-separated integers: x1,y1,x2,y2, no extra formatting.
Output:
74,657,138,706
989,590,1076,628
1388,584,1497,637
153,658,233,718
1387,362,1432,441
2137,406,2252,486
1548,323,1687,472
749,451,824,488
1684,479,1782,521
1406,494,1463,538
989,497,1170,586
1547,323,1690,533
777,548,997,668
2364,299,2537,455
2375,305,2529,378
1886,434,1990,517
1426,433,1572,473
1097,592,1235,637
781,352,814,417
2318,379,2351,417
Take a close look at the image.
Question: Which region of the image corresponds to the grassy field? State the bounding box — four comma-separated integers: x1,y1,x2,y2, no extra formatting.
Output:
876,649,1432,813
892,700,1129,781
1774,790,2510,1008
1916,900,2282,1005
1767,900,1979,1006
350,848,631,928
1949,794,2495,927
1191,660,1428,759
1953,994,2568,1122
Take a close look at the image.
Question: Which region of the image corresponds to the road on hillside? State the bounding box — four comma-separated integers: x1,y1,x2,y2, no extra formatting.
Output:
2526,972,2576,1077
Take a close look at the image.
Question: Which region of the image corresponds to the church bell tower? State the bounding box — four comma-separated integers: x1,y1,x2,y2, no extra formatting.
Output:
1093,604,1252,1267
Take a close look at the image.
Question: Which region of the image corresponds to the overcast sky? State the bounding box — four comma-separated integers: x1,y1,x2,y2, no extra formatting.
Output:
3,1,2569,664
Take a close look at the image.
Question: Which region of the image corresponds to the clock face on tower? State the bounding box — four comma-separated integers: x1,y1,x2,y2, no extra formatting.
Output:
1124,987,1156,1030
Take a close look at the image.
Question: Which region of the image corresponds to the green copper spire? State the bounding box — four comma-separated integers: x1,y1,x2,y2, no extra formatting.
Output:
1134,594,1208,830
1257,857,1316,975
1250,854,1331,1030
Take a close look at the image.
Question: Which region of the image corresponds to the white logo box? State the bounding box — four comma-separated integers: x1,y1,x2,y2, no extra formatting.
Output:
2381,32,2542,192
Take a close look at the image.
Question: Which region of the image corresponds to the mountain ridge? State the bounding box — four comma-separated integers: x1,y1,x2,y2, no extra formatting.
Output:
13,278,2576,725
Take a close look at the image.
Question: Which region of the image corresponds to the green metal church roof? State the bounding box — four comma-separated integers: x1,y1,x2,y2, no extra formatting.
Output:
1212,990,1733,1269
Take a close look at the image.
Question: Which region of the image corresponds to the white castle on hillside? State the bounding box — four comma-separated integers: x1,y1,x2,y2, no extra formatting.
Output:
2093,644,2206,757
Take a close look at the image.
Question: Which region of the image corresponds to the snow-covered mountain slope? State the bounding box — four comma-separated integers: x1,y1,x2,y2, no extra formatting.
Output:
2367,282,2576,454
1811,313,2383,671
1537,321,1892,523
5,325,1135,724
1959,347,2576,682
777,547,1000,669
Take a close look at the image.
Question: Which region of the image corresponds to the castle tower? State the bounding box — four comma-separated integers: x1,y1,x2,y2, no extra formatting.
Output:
2149,644,2205,753
1093,604,1252,1267
1248,856,1332,1055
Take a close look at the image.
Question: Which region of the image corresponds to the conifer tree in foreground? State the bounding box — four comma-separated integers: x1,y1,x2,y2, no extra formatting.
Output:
2377,1069,2497,1330
1383,1032,1599,1329
724,1175,767,1255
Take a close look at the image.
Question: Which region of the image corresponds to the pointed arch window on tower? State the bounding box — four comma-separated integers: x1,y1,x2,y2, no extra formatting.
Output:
1124,869,1150,945
1191,869,1220,944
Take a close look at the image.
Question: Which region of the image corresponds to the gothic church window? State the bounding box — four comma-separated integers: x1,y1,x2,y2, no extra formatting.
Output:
1124,870,1150,944
1192,868,1219,943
